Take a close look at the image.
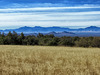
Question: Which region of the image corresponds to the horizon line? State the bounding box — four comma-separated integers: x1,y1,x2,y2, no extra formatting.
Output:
0,25,99,30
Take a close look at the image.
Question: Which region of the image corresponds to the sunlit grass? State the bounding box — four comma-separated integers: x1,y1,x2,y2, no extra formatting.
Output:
1,45,100,75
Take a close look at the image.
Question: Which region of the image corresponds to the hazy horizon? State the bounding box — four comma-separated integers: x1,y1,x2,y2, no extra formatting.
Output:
0,0,100,29
0,25,88,30
0,25,100,30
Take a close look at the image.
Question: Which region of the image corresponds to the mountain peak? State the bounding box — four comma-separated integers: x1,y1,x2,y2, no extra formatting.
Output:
34,26,42,28
86,26,98,28
48,31,57,35
20,26,31,28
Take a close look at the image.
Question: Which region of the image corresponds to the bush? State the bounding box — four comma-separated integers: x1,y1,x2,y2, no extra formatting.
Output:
75,37,90,47
91,37,100,47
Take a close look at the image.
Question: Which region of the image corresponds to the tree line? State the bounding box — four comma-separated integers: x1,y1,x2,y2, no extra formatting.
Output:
0,31,100,48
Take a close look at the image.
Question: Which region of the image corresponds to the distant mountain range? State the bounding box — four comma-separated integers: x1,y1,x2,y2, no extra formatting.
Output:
1,26,100,33
0,26,100,37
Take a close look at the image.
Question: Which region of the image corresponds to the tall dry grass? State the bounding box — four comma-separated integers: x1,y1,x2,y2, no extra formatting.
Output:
0,45,100,75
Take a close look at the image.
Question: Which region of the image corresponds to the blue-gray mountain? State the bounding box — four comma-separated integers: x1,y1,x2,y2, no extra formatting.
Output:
1,26,100,33
1,26,100,37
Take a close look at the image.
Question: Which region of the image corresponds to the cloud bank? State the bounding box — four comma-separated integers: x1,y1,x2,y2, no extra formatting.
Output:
0,6,100,29
0,0,100,29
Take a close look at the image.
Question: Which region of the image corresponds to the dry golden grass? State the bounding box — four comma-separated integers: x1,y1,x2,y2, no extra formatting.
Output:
0,45,100,75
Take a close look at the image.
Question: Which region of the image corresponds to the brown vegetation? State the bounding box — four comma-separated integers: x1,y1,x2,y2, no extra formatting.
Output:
1,45,100,75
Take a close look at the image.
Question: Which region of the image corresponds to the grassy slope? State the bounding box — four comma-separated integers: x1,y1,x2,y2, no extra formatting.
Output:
0,45,100,75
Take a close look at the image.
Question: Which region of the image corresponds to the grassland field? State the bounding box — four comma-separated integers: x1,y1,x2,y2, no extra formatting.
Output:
0,45,100,75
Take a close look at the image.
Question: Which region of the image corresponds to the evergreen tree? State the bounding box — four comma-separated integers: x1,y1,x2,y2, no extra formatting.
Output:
18,32,25,45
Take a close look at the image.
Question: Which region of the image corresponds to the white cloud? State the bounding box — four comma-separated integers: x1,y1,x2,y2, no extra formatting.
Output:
0,6,100,29
0,6,100,12
0,11,100,21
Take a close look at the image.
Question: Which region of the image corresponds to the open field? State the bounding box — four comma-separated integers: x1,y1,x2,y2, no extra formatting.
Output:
1,45,100,75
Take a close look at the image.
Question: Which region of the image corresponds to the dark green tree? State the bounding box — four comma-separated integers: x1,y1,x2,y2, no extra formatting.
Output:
75,37,90,47
37,33,44,38
91,37,100,47
59,36,74,46
18,32,25,45
5,31,13,44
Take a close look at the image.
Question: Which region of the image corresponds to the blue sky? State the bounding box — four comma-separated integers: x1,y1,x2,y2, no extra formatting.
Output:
0,0,100,29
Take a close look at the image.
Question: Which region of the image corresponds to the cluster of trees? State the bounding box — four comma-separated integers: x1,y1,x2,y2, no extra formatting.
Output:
0,31,100,48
